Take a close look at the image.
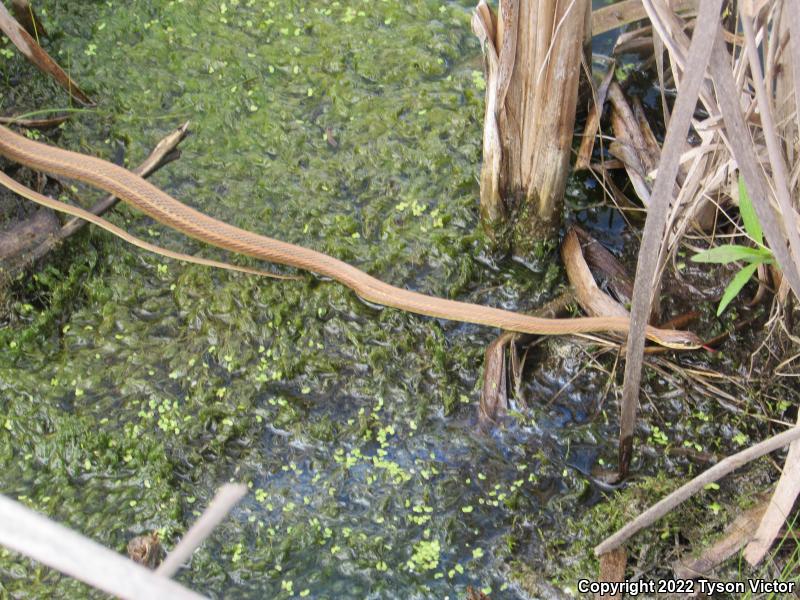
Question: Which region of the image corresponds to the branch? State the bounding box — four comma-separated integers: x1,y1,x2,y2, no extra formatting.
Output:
595,425,800,556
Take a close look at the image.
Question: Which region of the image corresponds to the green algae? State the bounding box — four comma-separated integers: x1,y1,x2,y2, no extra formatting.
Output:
0,1,567,597
2,2,794,599
509,463,793,598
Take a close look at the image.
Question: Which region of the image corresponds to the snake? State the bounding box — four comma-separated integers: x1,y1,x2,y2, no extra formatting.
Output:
0,124,701,349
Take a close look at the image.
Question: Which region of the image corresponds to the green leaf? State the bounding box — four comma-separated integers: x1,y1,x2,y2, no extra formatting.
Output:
717,262,760,316
738,175,763,246
692,244,773,264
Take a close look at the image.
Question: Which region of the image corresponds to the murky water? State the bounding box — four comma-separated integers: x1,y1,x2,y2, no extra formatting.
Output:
0,2,637,598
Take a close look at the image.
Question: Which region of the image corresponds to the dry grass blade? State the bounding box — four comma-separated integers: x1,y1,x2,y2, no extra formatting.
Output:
707,33,800,297
595,425,800,556
653,24,669,127
743,415,800,565
0,4,93,106
740,8,800,280
788,7,800,138
156,484,247,578
673,497,769,578
0,494,206,599
642,0,800,304
643,0,717,112
592,0,698,36
618,0,724,475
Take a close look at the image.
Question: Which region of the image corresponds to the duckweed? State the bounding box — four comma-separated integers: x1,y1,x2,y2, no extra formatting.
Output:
3,0,776,598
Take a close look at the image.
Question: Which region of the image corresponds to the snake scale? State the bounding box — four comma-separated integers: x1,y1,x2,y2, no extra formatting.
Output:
0,124,700,349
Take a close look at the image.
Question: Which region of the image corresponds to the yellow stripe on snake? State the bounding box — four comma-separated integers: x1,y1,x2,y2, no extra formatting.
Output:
0,124,700,349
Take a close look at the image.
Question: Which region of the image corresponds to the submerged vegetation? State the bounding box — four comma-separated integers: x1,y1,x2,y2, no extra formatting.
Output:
0,0,798,598
1,1,559,597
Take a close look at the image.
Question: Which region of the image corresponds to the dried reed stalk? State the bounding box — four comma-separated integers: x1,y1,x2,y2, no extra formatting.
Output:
473,0,589,255
618,0,723,476
595,0,800,564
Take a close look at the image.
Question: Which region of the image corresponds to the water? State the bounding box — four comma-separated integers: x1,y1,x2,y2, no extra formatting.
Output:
1,1,630,598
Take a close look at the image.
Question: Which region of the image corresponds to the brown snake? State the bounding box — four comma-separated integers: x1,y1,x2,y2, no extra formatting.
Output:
0,124,700,349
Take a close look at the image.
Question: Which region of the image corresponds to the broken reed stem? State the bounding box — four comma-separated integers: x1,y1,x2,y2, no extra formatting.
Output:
473,0,588,255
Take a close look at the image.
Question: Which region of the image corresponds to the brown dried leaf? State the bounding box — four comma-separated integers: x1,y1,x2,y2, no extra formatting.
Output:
592,0,697,37
11,0,47,38
674,498,769,578
479,332,513,427
574,226,635,303
608,83,661,206
563,228,629,320
0,3,93,106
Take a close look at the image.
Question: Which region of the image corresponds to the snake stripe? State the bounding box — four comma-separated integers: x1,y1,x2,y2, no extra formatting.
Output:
0,125,700,349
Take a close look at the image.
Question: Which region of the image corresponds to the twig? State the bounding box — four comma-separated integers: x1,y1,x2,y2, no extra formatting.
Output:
156,484,247,578
0,494,206,600
594,425,800,556
9,122,185,276
0,115,69,129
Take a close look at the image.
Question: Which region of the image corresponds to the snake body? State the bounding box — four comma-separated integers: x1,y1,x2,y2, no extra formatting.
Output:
0,125,700,348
